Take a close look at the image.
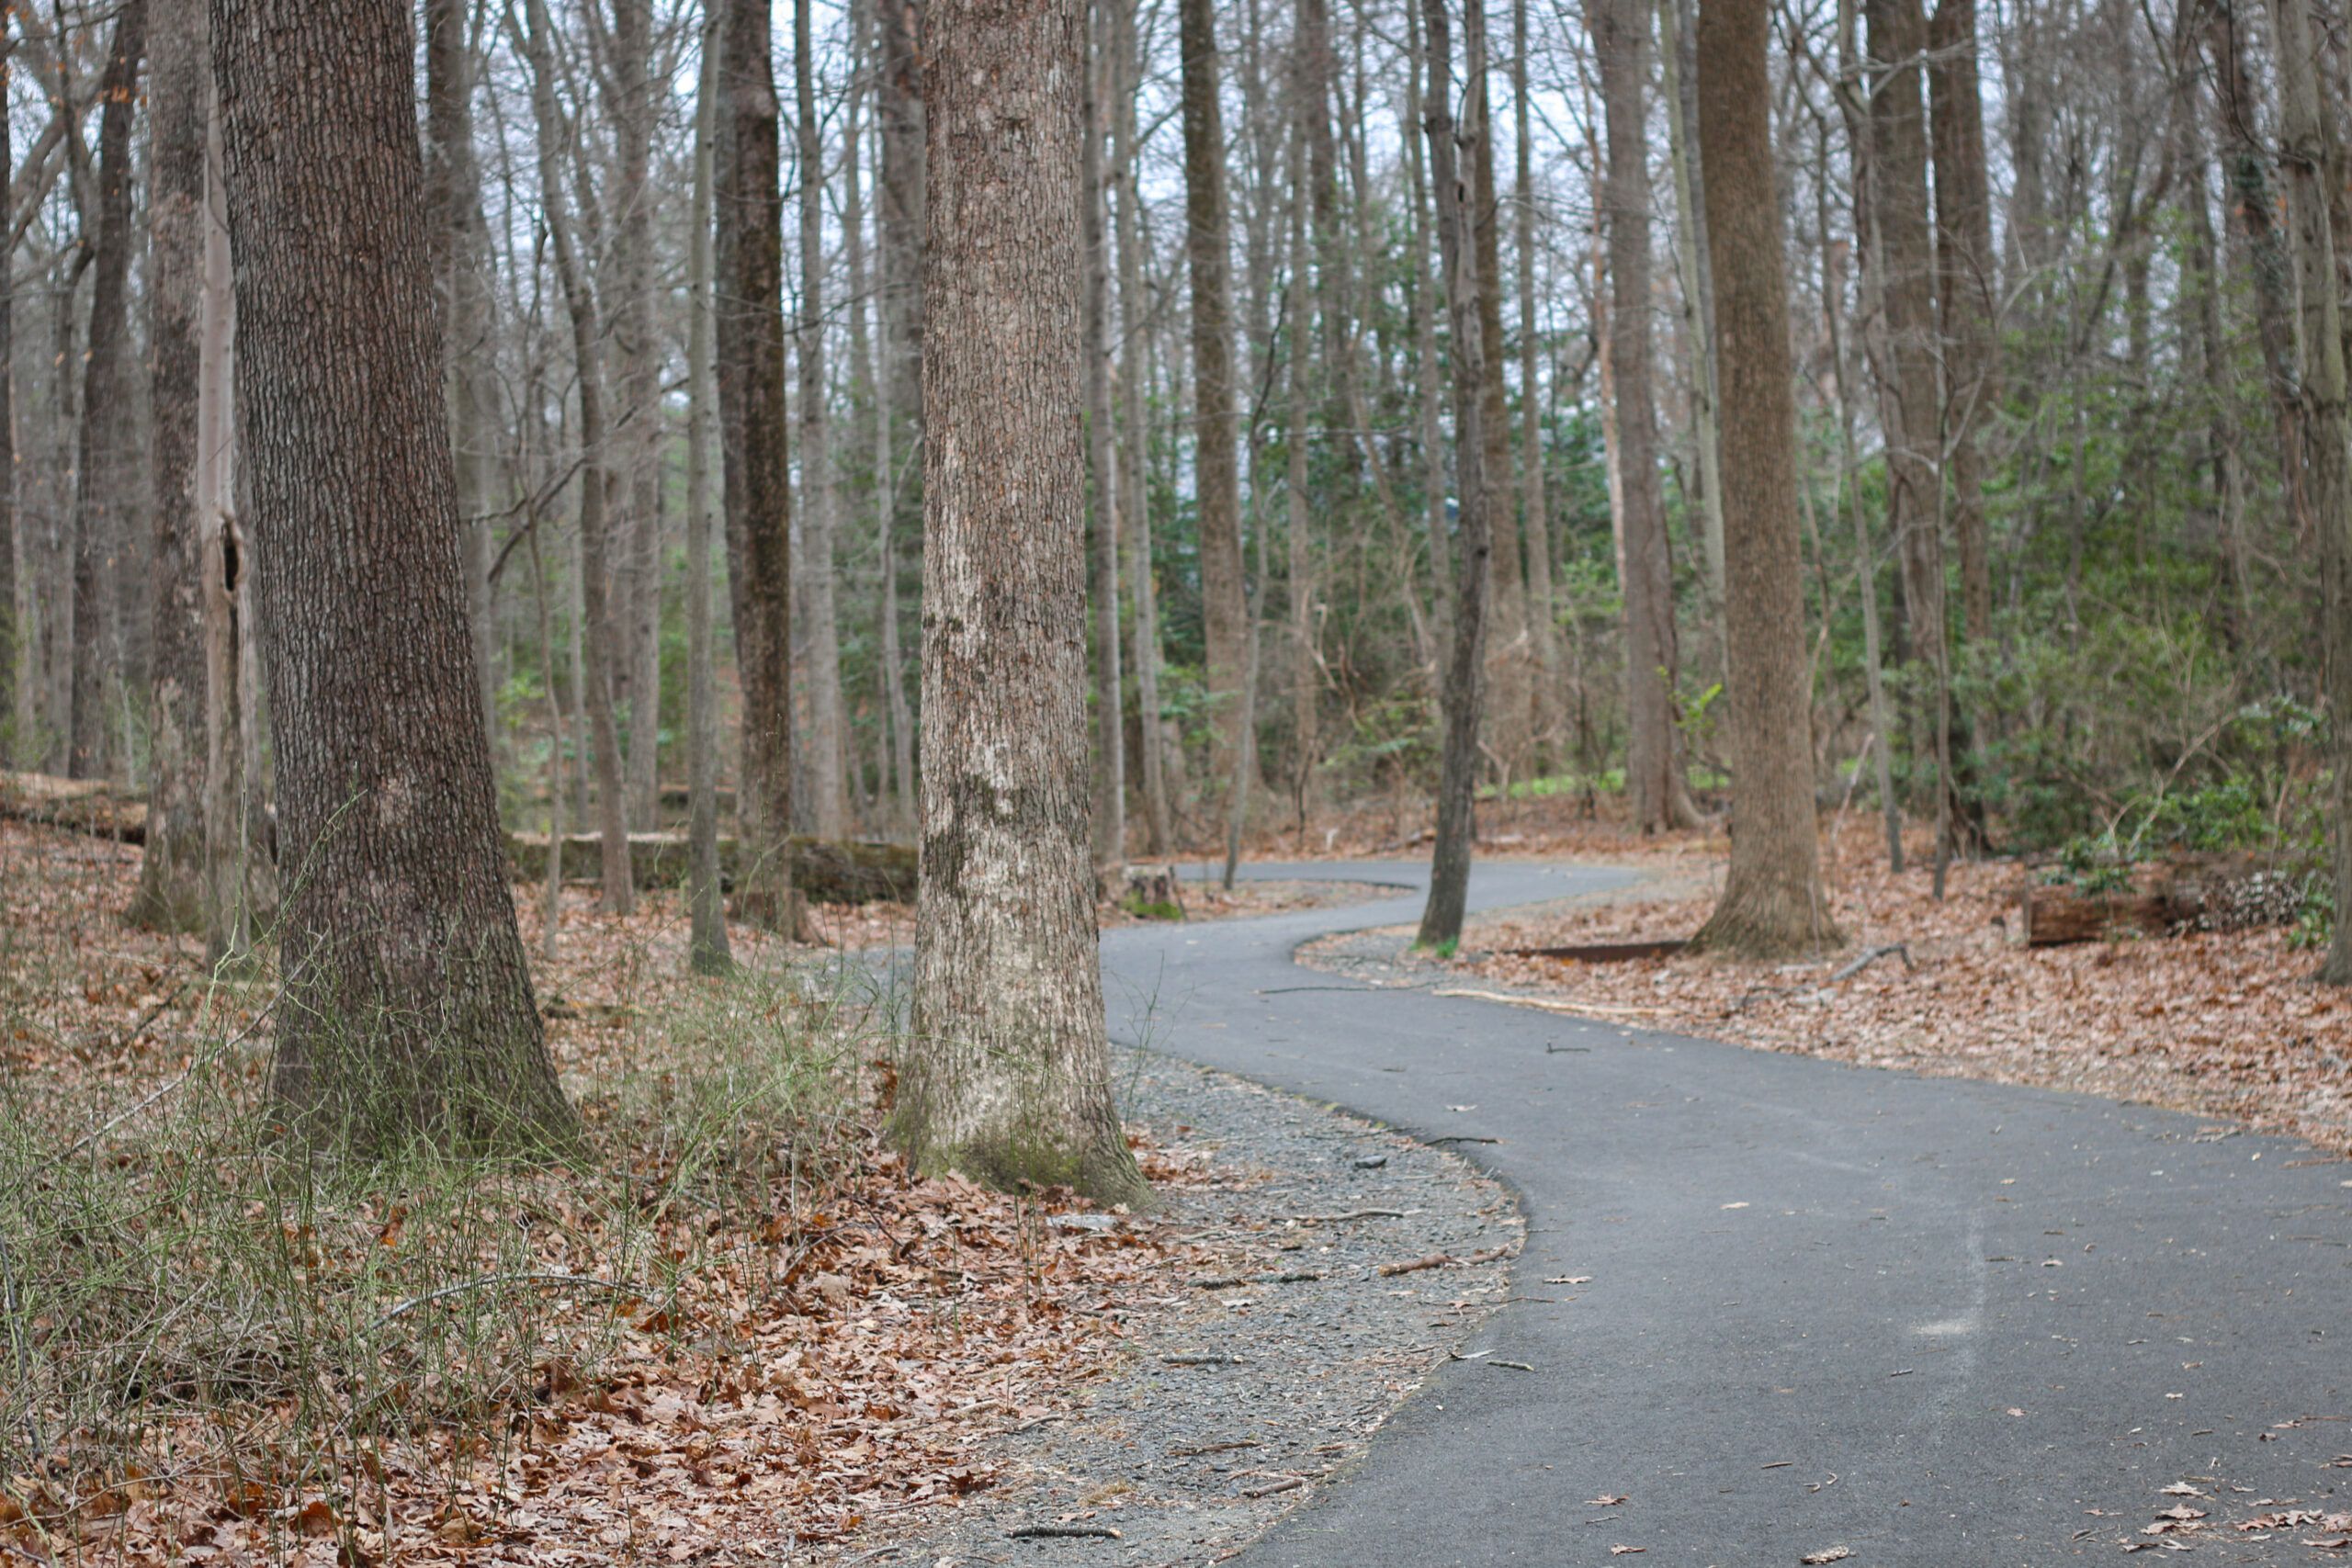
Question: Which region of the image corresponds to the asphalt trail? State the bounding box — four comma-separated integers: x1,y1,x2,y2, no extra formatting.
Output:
1098,859,2352,1567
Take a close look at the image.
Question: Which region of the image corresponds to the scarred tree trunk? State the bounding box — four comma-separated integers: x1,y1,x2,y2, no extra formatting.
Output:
133,0,208,932
211,0,573,1150
1181,0,1247,792
1414,0,1491,951
1685,0,1839,958
899,0,1148,1207
716,0,794,923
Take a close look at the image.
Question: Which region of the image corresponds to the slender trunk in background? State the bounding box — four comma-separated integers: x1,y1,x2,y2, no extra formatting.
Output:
529,525,567,964
195,86,252,967
1513,0,1559,771
2267,0,2352,984
213,0,571,1151
843,0,878,828
2176,46,2256,642
69,0,146,781
0,41,13,767
1082,0,1126,865
901,0,1148,1207
797,0,847,839
1406,0,1453,660
716,0,794,925
1113,0,1171,856
1591,0,1688,832
687,5,731,972
425,0,501,752
1283,94,1319,826
1928,0,1996,647
517,0,635,915
1414,0,1491,951
876,0,925,602
609,0,663,829
1467,0,1525,780
1686,0,1839,957
1658,0,1724,612
1181,0,1247,793
135,0,209,932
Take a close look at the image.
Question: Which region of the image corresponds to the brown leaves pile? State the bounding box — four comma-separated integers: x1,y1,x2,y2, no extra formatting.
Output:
1454,828,2352,1156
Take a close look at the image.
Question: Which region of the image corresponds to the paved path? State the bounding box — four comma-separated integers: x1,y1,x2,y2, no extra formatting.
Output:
1098,859,2352,1567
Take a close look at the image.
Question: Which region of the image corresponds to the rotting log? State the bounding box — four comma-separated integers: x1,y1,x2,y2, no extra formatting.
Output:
2,772,151,841
2018,853,2303,946
506,829,915,904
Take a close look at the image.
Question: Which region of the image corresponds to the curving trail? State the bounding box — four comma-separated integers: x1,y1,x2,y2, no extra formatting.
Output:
1098,859,2352,1566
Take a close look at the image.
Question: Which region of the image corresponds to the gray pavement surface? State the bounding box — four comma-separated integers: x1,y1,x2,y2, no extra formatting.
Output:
1098,859,2352,1567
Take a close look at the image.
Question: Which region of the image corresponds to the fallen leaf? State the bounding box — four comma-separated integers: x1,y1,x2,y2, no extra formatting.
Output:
1608,1547,1644,1556
1800,1550,1853,1564
1721,1202,1750,1210
2160,1483,2205,1496
1587,1495,1628,1506
1545,1276,1594,1284
2008,1407,2025,1417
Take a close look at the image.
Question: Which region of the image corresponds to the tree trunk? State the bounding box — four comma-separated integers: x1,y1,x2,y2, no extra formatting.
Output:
1414,0,1491,951
1181,0,1247,793
1113,0,1172,857
1082,0,1126,866
1283,96,1319,829
133,0,209,933
900,0,1148,1208
0,53,14,769
1658,0,1724,613
796,0,847,841
211,0,573,1151
1467,0,1526,780
687,3,732,973
608,0,664,831
1928,0,1996,647
1591,0,1684,833
516,0,636,917
876,0,925,650
1684,0,1839,959
2267,0,2352,984
1513,0,1560,772
716,0,794,924
1406,0,1453,661
69,0,146,782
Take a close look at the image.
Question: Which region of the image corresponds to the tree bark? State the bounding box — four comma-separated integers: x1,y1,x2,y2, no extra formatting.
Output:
1591,0,1685,833
796,0,848,841
516,0,636,917
1658,0,1724,612
1082,0,1127,866
1467,0,1526,779
716,0,794,924
608,0,664,831
133,0,209,933
687,3,732,973
69,0,146,781
0,43,14,769
1181,0,1247,791
1685,0,1839,958
1514,0,1561,772
211,0,573,1150
900,0,1148,1207
1414,0,1491,951
1928,0,1996,647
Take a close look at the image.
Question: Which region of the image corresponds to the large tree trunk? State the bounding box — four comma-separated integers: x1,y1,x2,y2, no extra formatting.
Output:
900,0,1148,1208
687,2,732,973
516,0,636,917
796,0,847,840
1685,0,1838,959
716,0,794,924
1414,0,1491,951
133,0,208,933
211,0,573,1150
1591,0,1685,833
2267,0,2352,985
1928,0,1997,648
69,0,147,781
1180,0,1247,794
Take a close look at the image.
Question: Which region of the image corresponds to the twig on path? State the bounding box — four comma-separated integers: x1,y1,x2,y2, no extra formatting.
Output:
1293,1208,1408,1223
1241,1476,1306,1498
1009,1525,1123,1539
1378,1253,1453,1276
1433,987,1665,1016
1428,1134,1499,1145
1161,1353,1247,1366
1826,943,1911,985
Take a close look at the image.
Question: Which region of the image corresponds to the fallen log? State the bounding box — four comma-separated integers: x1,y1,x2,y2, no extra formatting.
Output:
1,772,148,842
2018,852,2304,946
506,830,916,904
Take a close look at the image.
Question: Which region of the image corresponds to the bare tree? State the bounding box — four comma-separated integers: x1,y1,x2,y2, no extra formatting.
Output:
899,0,1148,1207
797,0,848,840
211,0,574,1149
1685,0,1839,957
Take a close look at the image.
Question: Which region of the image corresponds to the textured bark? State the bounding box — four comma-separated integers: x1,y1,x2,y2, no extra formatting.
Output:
688,3,731,972
1591,0,1683,833
1466,0,1526,777
876,0,926,596
69,0,146,781
1513,0,1560,770
1685,0,1838,959
1180,0,1247,785
1928,0,1997,647
132,0,209,933
900,0,1148,1207
1414,0,1491,951
516,0,636,917
716,0,794,921
797,0,847,840
608,0,664,830
1283,115,1319,825
1112,0,1171,857
2264,0,2352,984
211,0,572,1149
0,71,13,768
1658,0,1724,610
1081,0,1125,864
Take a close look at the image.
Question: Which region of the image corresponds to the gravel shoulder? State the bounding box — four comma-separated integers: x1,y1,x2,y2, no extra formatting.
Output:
820,1049,1523,1568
